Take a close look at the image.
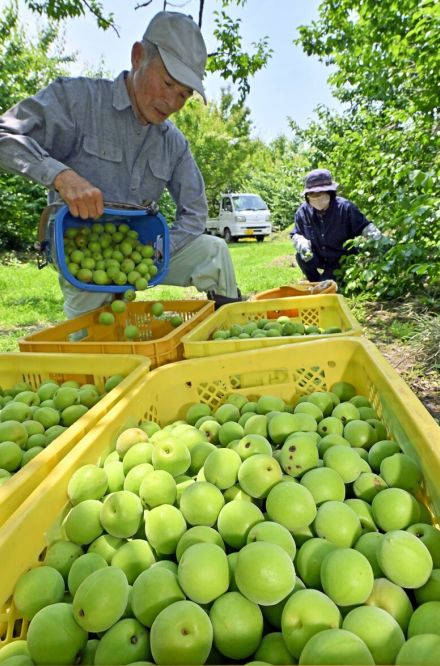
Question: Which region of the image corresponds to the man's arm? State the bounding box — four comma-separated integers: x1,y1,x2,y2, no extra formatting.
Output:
166,143,208,254
0,82,75,186
0,80,103,219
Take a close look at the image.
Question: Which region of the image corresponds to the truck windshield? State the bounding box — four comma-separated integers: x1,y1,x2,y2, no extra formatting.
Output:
232,195,268,211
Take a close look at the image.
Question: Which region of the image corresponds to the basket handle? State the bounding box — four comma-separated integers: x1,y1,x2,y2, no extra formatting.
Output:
103,200,159,214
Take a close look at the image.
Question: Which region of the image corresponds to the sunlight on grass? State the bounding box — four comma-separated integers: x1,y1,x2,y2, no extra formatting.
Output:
0,263,65,352
0,264,64,326
232,241,302,295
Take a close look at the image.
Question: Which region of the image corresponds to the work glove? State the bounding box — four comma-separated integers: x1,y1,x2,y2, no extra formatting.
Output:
361,223,382,241
292,234,314,262
361,224,395,251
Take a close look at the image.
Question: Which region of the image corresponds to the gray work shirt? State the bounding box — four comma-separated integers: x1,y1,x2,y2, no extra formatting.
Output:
0,71,208,254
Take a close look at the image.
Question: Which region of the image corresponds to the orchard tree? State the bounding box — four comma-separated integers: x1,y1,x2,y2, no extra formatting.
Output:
163,90,308,229
22,0,113,28
297,0,440,115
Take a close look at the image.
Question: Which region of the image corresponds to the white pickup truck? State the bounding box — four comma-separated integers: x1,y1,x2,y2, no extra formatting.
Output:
206,193,272,243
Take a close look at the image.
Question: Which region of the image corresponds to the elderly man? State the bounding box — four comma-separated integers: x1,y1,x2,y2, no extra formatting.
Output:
291,168,385,282
0,11,241,316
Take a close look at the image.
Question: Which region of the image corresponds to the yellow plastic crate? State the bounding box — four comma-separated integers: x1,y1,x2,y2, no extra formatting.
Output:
0,352,149,528
182,294,362,358
1,337,439,645
19,300,214,369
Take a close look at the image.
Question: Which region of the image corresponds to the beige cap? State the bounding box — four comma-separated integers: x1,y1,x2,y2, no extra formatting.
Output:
143,11,207,102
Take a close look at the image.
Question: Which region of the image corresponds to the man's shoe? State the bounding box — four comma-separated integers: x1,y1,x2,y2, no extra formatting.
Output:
207,290,244,310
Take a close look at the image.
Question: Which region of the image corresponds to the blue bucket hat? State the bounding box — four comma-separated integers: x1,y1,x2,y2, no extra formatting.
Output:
303,169,338,195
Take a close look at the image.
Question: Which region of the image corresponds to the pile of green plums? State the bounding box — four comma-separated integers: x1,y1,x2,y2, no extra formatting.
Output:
211,315,342,340
3,380,439,666
0,374,125,483
63,222,158,289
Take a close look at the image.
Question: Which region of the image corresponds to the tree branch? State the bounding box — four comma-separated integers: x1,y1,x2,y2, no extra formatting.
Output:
198,0,205,27
134,1,154,10
82,0,118,34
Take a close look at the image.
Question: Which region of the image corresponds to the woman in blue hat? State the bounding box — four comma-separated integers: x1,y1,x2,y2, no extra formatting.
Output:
291,169,384,283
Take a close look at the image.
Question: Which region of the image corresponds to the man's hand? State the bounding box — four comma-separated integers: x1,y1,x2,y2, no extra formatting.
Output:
53,169,104,219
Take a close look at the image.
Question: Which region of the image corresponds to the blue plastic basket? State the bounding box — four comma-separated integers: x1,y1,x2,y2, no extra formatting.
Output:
50,205,170,293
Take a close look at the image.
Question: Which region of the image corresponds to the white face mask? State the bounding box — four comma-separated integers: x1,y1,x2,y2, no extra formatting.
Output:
309,193,331,211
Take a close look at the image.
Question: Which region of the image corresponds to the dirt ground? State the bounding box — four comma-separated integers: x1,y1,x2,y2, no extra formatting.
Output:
358,301,440,424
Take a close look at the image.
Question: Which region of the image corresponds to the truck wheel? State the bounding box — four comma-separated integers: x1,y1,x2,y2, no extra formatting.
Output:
256,236,265,242
223,228,233,243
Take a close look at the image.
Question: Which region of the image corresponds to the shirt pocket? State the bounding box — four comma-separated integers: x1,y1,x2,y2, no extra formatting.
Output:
83,135,122,163
147,150,173,183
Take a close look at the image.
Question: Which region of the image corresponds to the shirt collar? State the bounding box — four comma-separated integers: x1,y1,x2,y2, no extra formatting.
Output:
112,71,169,133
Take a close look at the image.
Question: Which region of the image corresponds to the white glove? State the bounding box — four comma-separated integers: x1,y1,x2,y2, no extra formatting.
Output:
361,223,395,251
292,234,313,262
361,223,382,241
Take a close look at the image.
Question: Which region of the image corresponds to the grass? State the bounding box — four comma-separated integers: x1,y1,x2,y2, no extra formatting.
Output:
411,311,440,370
0,261,64,352
0,237,299,352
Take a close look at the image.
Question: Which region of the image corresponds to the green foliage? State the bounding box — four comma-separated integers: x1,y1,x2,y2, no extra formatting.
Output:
0,2,73,110
168,93,307,230
297,0,440,115
22,0,113,29
0,174,47,251
389,319,416,342
207,8,273,102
